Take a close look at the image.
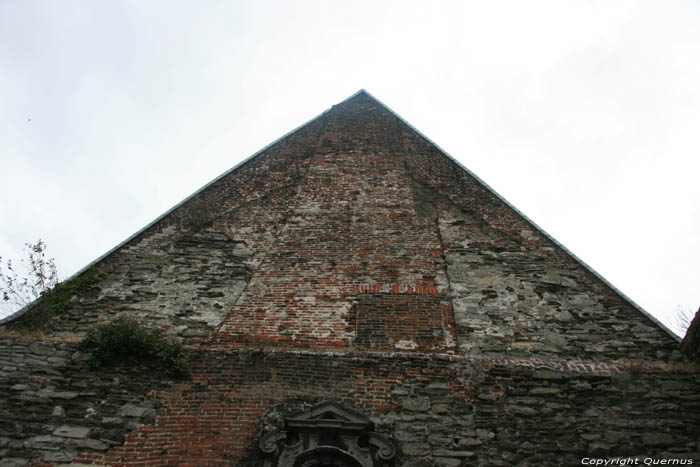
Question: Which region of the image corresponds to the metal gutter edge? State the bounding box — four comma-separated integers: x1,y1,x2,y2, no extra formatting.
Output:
358,89,681,343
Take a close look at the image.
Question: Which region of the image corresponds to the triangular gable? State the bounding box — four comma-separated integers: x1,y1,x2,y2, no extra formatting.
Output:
1,90,678,345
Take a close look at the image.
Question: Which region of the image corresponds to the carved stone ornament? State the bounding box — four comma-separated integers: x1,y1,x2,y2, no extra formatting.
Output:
260,401,396,467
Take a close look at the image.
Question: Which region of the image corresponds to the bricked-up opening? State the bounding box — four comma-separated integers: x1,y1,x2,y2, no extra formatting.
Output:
351,294,456,352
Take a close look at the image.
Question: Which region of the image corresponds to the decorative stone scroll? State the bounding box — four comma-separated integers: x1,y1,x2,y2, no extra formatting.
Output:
260,401,396,467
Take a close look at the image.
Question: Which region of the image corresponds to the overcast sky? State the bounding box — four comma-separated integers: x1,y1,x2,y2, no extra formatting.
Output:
1,1,698,336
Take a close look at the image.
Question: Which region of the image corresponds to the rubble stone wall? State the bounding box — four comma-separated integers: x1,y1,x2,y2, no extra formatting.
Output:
0,338,172,466
66,351,700,466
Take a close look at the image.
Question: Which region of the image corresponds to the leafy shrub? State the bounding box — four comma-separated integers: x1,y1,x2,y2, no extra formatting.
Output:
80,317,191,376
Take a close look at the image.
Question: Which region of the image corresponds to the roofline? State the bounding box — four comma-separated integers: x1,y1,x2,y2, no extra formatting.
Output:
357,89,680,343
1,89,681,342
0,101,335,326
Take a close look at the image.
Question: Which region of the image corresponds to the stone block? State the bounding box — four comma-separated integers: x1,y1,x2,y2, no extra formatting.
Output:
434,457,461,467
403,442,431,456
53,425,90,439
0,459,29,467
43,450,76,462
100,417,124,427
532,369,564,380
401,397,430,412
475,429,494,440
118,404,152,418
588,442,610,456
24,435,63,449
642,433,674,447
509,405,537,415
432,450,475,457
427,434,451,446
78,438,109,451
456,438,482,447
40,390,79,400
70,351,91,362
528,387,561,395
554,310,573,322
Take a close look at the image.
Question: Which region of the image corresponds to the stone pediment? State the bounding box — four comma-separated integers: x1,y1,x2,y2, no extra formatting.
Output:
285,401,373,432
260,402,395,467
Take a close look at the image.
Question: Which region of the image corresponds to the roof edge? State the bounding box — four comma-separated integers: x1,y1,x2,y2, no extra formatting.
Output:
0,98,336,326
2,89,681,343
358,89,680,343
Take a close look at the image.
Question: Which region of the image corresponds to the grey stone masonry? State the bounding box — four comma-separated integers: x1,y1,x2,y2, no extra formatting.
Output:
0,337,172,465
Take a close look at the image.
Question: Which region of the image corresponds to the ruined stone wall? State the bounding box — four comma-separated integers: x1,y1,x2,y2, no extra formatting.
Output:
63,351,700,466
0,91,697,466
2,344,698,466
0,338,172,465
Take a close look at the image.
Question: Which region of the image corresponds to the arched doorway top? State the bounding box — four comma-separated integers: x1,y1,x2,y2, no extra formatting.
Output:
294,446,365,467
260,402,395,467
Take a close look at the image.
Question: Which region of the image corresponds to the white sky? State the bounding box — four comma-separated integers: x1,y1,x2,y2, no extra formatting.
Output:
1,1,698,336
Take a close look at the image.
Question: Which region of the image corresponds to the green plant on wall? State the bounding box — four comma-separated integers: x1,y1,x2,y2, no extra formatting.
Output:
6,267,102,331
80,316,191,376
